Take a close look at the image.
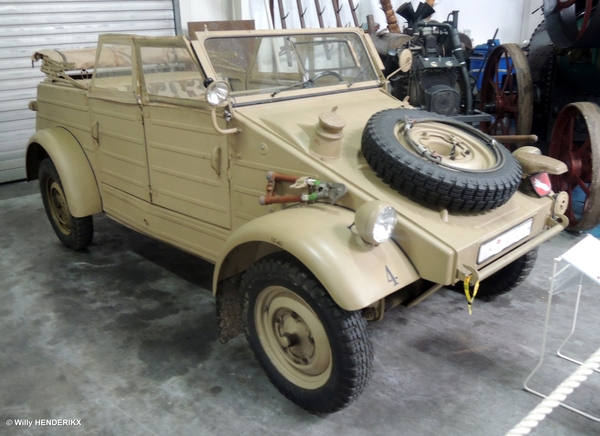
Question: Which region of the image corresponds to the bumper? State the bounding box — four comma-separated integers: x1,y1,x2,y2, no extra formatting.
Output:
459,214,567,284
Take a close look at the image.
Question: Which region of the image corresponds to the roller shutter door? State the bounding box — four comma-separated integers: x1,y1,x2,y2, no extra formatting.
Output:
0,0,180,183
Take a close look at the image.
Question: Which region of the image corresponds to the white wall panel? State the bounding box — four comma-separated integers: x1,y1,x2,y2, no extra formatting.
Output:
236,0,531,45
0,0,179,183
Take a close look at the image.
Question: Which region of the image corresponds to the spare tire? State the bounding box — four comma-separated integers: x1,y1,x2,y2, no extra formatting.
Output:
361,109,522,212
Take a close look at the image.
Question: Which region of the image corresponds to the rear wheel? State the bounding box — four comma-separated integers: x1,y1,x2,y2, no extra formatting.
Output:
242,254,372,414
39,158,93,250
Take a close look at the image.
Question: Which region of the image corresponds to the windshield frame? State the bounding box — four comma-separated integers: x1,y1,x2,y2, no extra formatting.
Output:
191,28,385,106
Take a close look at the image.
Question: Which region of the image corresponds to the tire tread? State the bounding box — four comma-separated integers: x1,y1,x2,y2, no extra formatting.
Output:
242,255,372,414
39,158,93,251
361,109,522,212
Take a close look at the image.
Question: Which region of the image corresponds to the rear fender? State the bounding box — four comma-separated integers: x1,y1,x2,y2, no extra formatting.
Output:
214,204,420,311
27,127,102,217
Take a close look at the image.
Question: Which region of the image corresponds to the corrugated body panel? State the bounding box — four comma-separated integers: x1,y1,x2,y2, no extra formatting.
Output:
0,0,177,183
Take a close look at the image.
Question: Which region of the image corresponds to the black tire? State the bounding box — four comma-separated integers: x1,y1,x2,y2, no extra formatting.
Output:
455,248,538,298
361,109,522,212
242,254,372,414
39,158,93,251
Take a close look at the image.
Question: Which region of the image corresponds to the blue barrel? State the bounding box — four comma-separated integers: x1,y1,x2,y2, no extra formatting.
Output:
469,39,501,91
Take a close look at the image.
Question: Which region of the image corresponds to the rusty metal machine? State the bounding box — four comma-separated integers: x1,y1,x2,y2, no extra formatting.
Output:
370,1,536,138
526,0,600,231
371,2,486,124
373,0,599,232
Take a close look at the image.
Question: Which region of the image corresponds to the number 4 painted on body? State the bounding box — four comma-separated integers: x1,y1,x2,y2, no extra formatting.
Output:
385,265,399,286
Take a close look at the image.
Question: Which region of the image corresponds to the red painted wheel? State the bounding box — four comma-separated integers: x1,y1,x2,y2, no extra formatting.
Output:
479,44,533,137
549,102,600,231
558,0,577,10
545,0,600,48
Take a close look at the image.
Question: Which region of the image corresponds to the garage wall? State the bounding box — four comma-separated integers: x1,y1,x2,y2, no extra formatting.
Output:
0,0,180,184
200,0,537,46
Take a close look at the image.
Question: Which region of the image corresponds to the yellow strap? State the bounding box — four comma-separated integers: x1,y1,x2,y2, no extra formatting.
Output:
463,276,480,315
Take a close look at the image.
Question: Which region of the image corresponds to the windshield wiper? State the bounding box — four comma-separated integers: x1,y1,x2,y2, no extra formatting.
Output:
347,66,372,88
271,79,311,97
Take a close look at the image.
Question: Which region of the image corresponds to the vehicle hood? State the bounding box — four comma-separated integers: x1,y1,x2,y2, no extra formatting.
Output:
233,88,399,159
231,88,557,281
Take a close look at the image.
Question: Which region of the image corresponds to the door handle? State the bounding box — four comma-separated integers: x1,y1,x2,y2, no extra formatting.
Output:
91,121,99,148
211,146,221,176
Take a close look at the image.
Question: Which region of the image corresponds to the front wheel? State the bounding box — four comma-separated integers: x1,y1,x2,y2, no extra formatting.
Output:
242,255,372,414
39,158,93,251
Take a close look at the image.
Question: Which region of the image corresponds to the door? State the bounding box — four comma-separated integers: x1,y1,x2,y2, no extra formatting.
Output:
88,39,151,202
136,40,231,229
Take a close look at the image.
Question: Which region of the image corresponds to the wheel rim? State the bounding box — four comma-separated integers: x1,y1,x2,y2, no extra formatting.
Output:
545,0,600,49
255,286,332,390
46,177,72,235
549,102,600,231
396,121,499,171
480,44,533,137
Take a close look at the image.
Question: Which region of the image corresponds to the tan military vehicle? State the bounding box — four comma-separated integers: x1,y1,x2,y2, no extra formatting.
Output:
27,28,569,414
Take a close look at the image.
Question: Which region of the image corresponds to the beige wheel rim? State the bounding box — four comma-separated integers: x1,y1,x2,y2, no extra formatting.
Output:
46,178,72,235
396,121,498,171
255,286,332,390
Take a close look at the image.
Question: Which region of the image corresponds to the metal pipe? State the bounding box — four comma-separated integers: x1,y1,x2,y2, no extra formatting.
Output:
348,0,360,27
277,0,288,29
264,0,274,29
296,0,307,28
332,0,343,27
491,134,538,144
366,14,376,34
314,0,326,28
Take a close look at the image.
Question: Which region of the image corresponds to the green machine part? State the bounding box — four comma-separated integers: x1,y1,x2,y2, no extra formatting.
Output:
556,47,600,97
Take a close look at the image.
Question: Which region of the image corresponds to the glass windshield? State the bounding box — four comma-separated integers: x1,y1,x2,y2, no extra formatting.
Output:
203,32,379,97
140,46,205,100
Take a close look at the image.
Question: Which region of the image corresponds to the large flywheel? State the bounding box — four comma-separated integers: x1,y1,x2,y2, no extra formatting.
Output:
549,102,600,231
479,44,533,137
544,0,600,49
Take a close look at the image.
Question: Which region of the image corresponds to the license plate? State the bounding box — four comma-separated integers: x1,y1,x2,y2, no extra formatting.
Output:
478,218,533,264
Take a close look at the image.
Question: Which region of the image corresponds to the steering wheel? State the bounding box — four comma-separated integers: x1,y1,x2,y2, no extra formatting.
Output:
305,71,343,87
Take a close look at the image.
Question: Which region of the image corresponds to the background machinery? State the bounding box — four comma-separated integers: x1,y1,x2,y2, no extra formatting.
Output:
526,0,600,231
372,0,599,232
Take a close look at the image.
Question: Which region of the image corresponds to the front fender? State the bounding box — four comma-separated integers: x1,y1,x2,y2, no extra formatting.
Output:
214,204,420,311
27,127,102,217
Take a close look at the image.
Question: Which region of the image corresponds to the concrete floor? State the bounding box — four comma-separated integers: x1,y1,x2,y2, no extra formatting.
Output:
1,180,599,436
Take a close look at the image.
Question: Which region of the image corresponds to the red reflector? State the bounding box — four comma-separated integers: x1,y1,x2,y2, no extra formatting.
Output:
530,172,552,197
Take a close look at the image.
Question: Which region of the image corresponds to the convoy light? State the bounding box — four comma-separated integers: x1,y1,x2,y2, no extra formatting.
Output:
206,81,230,107
355,201,397,245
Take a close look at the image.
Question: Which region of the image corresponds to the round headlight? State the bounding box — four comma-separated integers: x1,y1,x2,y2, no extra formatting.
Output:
355,201,397,245
206,80,230,107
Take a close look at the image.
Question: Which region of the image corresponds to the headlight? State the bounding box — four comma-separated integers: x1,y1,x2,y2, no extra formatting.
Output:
206,80,230,107
355,201,397,245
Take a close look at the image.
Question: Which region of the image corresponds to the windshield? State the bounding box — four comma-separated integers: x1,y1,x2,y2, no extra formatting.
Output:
203,32,379,98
